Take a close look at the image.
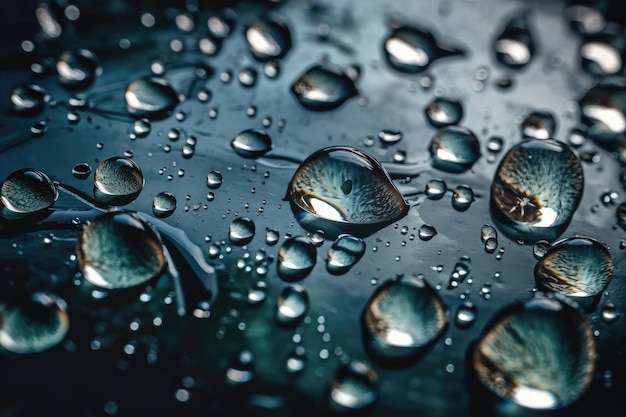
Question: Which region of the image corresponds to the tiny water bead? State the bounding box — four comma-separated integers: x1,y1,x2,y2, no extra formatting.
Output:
471,295,596,410
231,129,273,158
327,360,379,412
11,84,47,116
77,212,166,289
0,168,58,216
125,76,180,119
277,236,317,282
490,139,584,242
206,170,223,189
425,178,447,200
132,118,151,138
534,237,613,298
424,97,464,128
275,284,309,327
429,126,481,173
494,14,536,69
152,191,177,218
521,110,557,140
72,162,92,179
361,275,447,364
245,14,292,61
56,48,101,90
326,234,366,275
578,76,626,142
383,25,464,73
0,292,69,354
291,64,358,111
287,146,409,238
228,217,256,246
93,156,145,205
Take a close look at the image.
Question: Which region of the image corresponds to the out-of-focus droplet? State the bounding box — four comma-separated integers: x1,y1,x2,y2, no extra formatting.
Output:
275,284,309,327
229,217,256,246
490,139,583,242
578,77,626,142
56,48,101,90
11,84,47,116
226,350,255,385
326,234,366,275
93,156,144,205
286,346,308,374
286,146,409,238
247,281,268,306
327,360,379,412
231,129,273,158
521,110,557,139
567,126,587,148
424,97,463,128
277,236,317,282
0,168,57,217
429,126,481,173
125,77,180,119
153,191,177,218
494,14,536,69
246,15,292,61
455,301,477,328
291,64,358,111
566,5,606,35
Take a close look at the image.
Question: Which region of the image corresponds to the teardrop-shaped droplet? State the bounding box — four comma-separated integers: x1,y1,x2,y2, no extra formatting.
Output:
229,217,256,246
286,146,409,238
0,292,69,354
152,191,177,218
277,236,317,282
326,234,366,275
56,48,101,90
327,360,379,412
226,350,255,385
490,139,583,242
361,275,447,364
77,211,166,289
534,237,613,298
291,64,358,111
246,15,292,61
231,129,273,158
1,168,57,217
429,126,481,173
125,76,180,119
425,97,464,128
521,110,557,139
11,84,47,116
93,156,145,205
578,77,626,142
471,294,596,410
383,25,464,73
133,118,152,138
494,14,536,69
275,284,309,327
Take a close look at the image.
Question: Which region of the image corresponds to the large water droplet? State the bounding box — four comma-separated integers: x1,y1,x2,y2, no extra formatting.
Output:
125,76,180,119
1,168,57,217
231,129,273,158
471,294,596,410
77,212,166,289
229,217,256,246
152,191,177,218
286,146,409,238
429,126,481,173
494,14,536,69
275,284,309,327
490,139,583,242
326,234,366,275
521,110,557,140
93,156,145,206
56,48,101,90
11,84,47,116
327,360,379,412
425,97,464,128
291,64,358,111
277,236,317,282
361,275,447,365
383,25,464,73
578,76,626,142
246,15,292,61
0,292,69,354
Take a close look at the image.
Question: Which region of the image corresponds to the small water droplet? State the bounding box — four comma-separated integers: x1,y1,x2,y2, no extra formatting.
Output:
11,84,47,116
455,301,477,328
56,48,101,90
226,350,254,385
277,236,317,282
247,281,268,306
494,14,536,69
246,15,292,61
265,229,279,246
425,97,463,128
291,64,358,111
425,179,447,200
522,110,557,140
206,171,223,189
578,77,626,142
93,156,144,205
153,191,177,218
326,234,366,275
72,162,92,179
231,129,273,158
451,184,474,211
378,129,403,145
125,77,180,119
430,126,481,173
229,217,256,246
418,224,437,241
286,346,308,374
275,284,309,327
600,303,620,323
327,360,379,412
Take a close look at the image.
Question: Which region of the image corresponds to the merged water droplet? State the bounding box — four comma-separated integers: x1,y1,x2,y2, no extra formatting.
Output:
11,84,47,116
277,236,317,282
0,292,69,354
521,110,557,139
286,146,409,238
56,48,101,90
77,211,166,289
275,284,309,327
578,76,626,142
228,217,256,246
153,191,177,218
125,76,180,119
361,275,447,365
471,294,596,410
383,25,464,73
291,64,358,111
327,360,379,412
0,168,58,218
490,139,583,242
494,14,536,69
326,234,366,275
424,97,464,128
231,129,273,158
429,126,481,173
245,14,292,61
93,156,145,205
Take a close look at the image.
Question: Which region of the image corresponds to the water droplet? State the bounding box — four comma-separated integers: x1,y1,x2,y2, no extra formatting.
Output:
131,118,151,138
566,5,606,35
94,156,145,205
265,229,279,246
0,168,57,217
451,184,474,211
418,224,437,241
125,77,180,119
238,67,258,88
247,281,268,306
326,234,366,275
361,275,447,364
206,171,223,189
567,126,587,148
277,236,317,282
226,350,254,385
231,129,273,158
480,224,497,243
286,346,308,374
581,35,623,76
378,129,403,145
472,295,595,410
430,126,481,173
535,237,613,299
291,64,358,111
425,97,463,128
425,179,447,200
11,84,46,116
522,110,557,140
491,139,583,242
72,162,92,179
327,360,379,412
383,25,464,73
30,121,47,137
56,48,101,90
0,292,69,354
494,14,536,69
600,303,620,323
229,217,256,246
455,301,477,328
246,15,292,61
287,146,409,238
578,77,626,142
182,144,195,159
77,212,166,289
487,136,504,153
153,191,177,218
275,284,309,327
